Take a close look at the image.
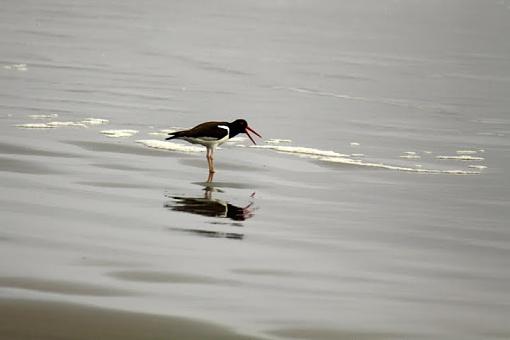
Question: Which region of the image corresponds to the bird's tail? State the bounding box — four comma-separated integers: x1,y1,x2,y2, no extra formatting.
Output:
165,131,184,140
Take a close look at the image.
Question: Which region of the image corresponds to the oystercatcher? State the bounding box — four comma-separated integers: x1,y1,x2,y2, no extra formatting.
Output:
166,119,262,176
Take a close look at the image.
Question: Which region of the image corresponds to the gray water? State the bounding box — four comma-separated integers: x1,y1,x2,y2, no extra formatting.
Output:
1,1,510,339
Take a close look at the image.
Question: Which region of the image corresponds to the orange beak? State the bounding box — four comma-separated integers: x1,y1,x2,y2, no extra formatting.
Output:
245,126,262,145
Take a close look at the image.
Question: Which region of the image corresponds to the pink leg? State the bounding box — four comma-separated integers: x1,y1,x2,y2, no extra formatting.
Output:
206,148,215,173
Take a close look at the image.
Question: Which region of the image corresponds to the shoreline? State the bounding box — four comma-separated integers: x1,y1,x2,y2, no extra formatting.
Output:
0,298,264,340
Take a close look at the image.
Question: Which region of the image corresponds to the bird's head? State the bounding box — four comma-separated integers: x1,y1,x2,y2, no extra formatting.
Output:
231,119,262,144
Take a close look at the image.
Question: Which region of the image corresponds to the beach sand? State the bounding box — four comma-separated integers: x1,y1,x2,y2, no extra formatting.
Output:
0,299,260,340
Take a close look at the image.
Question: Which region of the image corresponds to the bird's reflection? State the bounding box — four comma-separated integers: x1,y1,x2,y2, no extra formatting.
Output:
165,185,255,240
168,227,245,240
166,187,253,221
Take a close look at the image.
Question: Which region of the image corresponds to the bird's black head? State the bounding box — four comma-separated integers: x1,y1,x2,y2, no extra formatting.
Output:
231,119,248,130
229,119,262,144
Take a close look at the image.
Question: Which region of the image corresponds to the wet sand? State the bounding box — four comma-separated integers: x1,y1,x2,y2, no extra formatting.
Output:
0,276,131,296
0,299,260,340
1,117,508,340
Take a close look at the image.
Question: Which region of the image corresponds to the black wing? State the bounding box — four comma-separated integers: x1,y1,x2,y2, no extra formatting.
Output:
167,121,229,140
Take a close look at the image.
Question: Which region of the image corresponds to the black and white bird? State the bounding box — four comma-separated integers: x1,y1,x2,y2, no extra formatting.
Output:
166,119,262,175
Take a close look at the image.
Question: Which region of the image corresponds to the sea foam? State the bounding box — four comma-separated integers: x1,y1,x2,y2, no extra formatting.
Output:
15,123,55,129
437,155,484,161
3,63,27,71
265,139,292,145
100,129,138,138
250,145,350,158
81,118,109,125
17,117,108,129
136,140,204,153
468,165,487,170
29,114,59,119
400,154,421,159
319,156,480,174
16,121,88,128
48,121,88,128
251,143,480,175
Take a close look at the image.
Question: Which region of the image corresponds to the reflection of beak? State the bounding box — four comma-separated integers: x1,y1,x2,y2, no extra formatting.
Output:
245,126,262,145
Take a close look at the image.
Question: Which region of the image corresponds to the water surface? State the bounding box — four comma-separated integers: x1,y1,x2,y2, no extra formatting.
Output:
1,1,509,339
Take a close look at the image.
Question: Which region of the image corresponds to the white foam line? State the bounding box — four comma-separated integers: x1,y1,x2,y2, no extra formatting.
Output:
250,145,350,158
265,138,292,145
81,118,109,125
16,121,88,128
160,128,183,134
16,123,55,129
226,136,247,143
47,121,88,127
319,156,480,175
437,155,484,161
251,142,480,175
468,165,487,170
148,128,188,137
100,129,138,138
148,132,168,136
136,139,204,153
28,114,59,119
456,150,477,155
3,63,28,71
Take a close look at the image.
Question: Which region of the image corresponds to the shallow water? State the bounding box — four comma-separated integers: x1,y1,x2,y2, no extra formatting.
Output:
1,1,510,339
